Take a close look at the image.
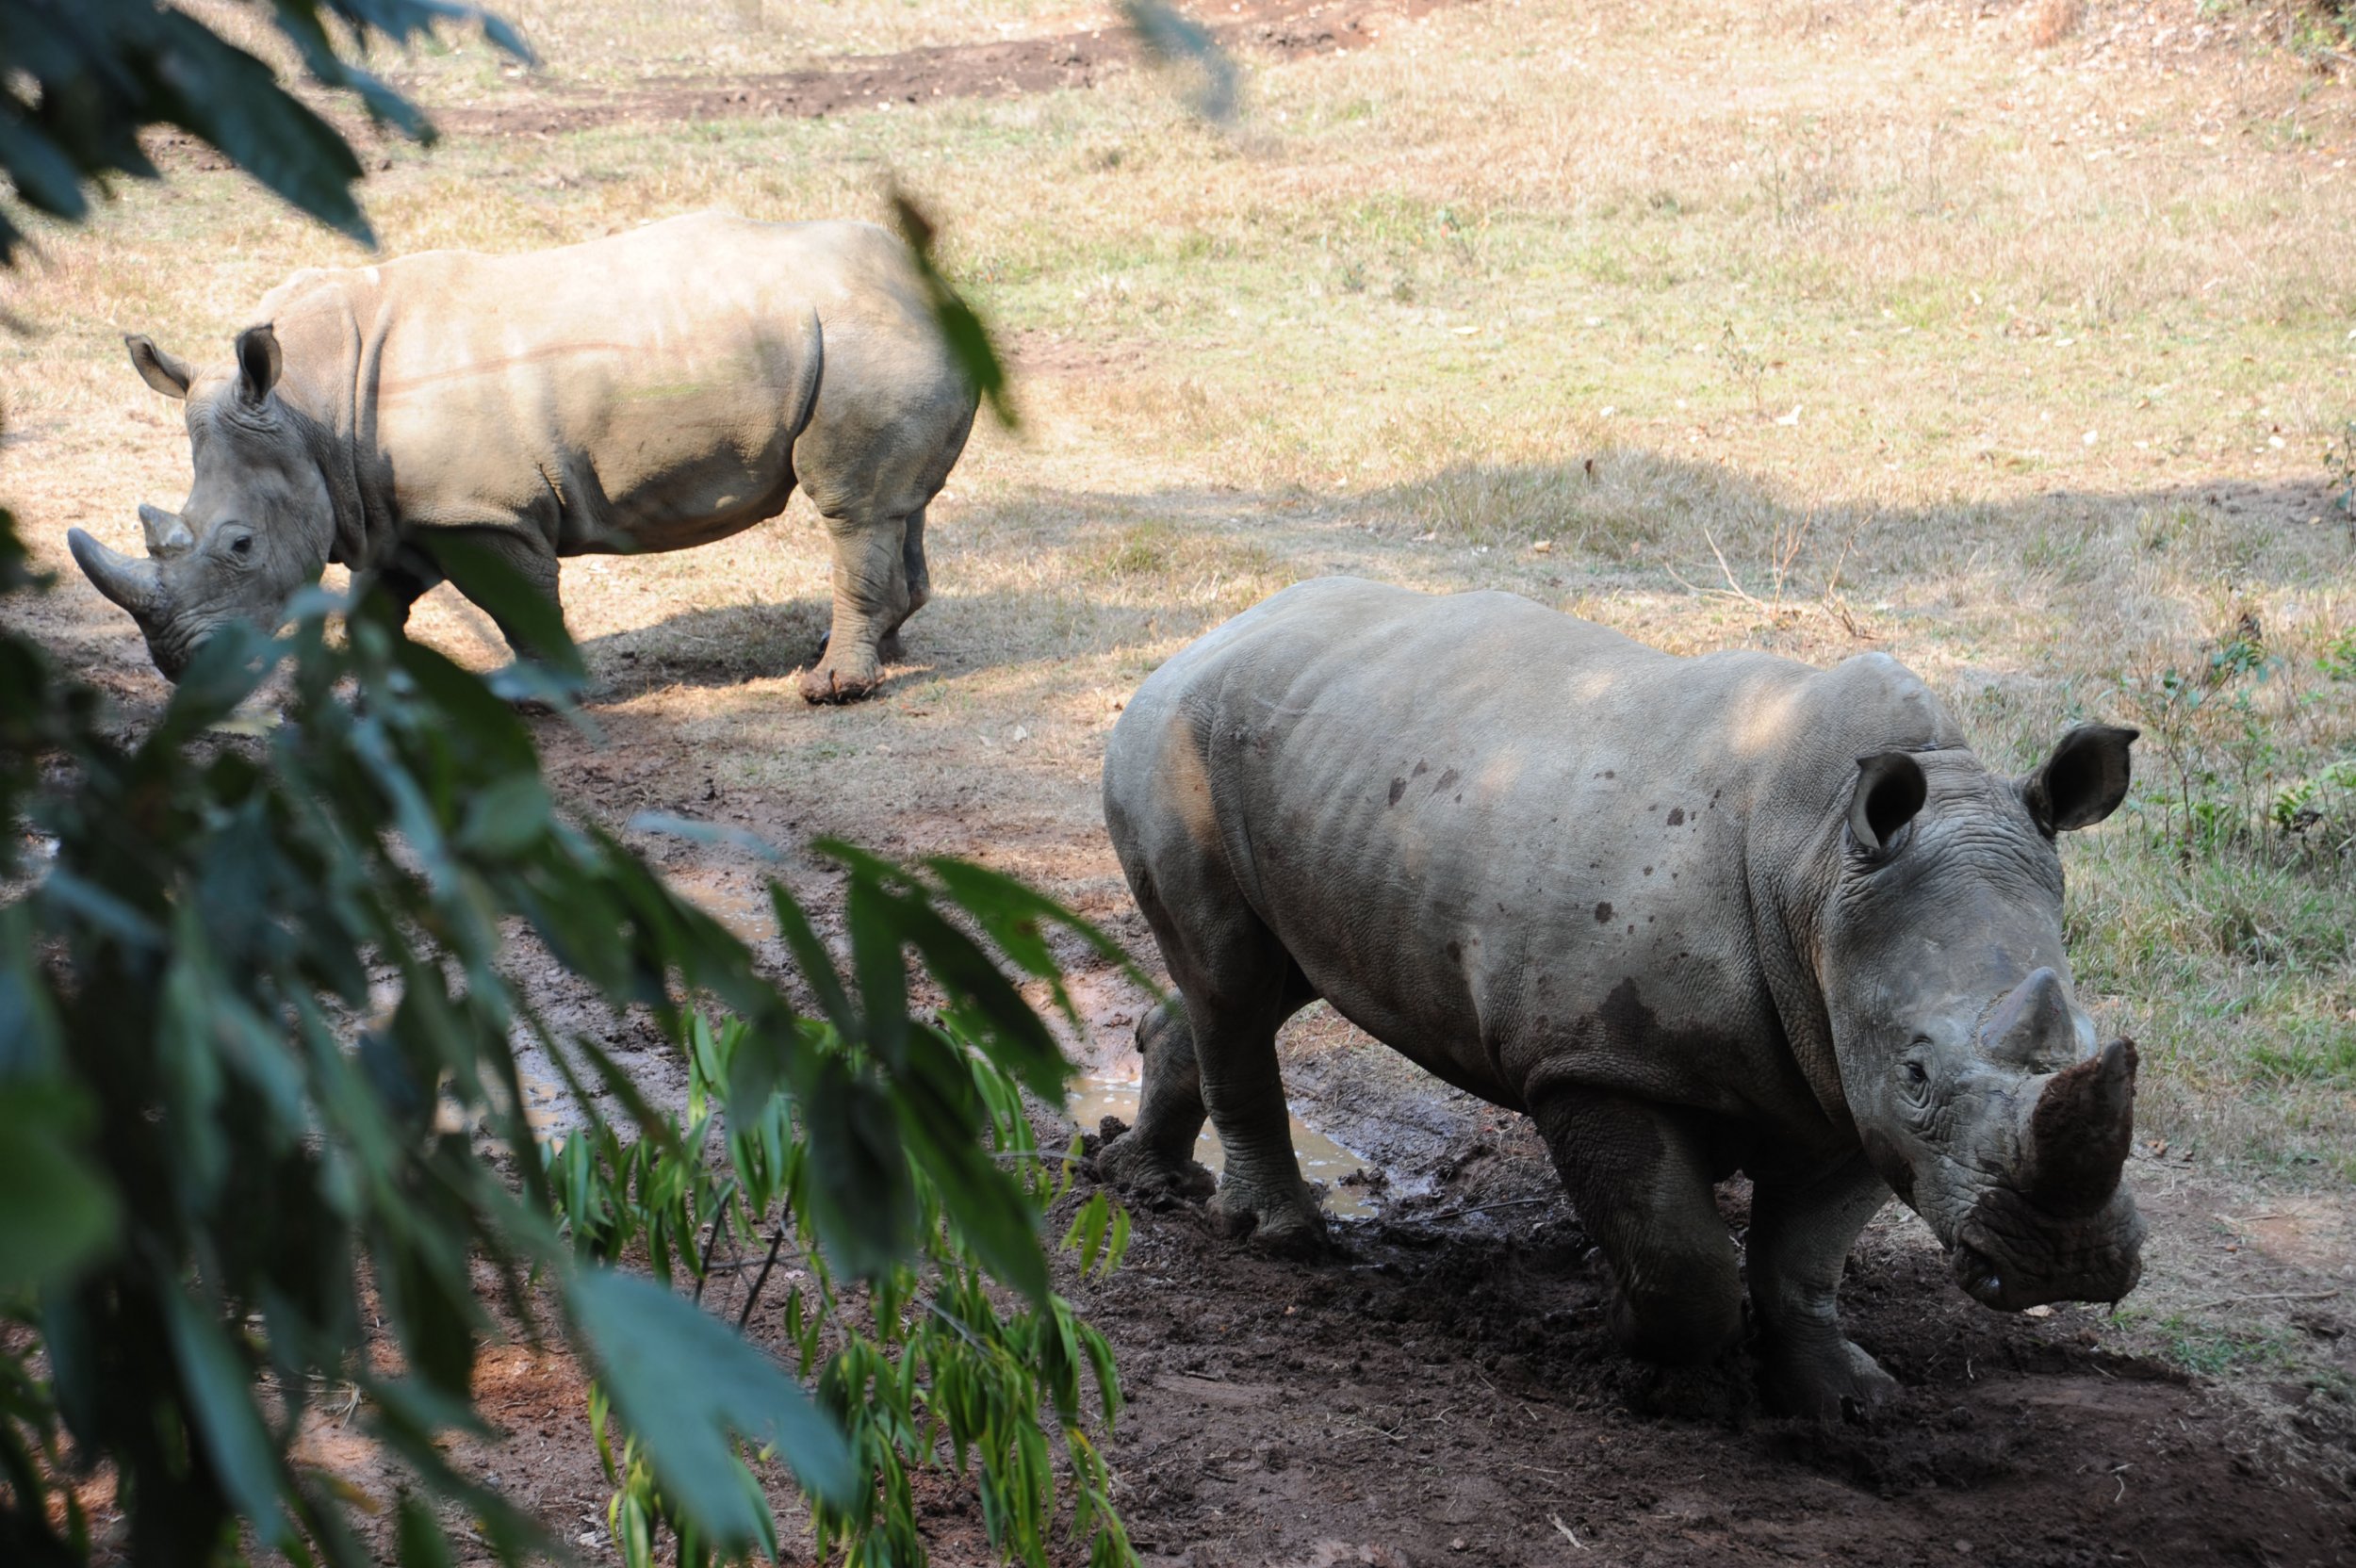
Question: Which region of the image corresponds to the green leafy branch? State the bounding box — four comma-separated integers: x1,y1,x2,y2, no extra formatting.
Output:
550,1012,1135,1568
0,523,1141,1564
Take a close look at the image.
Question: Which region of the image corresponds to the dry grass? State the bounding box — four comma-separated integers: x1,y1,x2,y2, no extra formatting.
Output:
2,0,2353,1174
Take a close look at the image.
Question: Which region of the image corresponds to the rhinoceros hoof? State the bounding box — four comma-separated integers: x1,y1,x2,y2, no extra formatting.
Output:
1208,1184,1331,1259
798,663,879,705
1760,1338,1899,1424
1094,1130,1217,1211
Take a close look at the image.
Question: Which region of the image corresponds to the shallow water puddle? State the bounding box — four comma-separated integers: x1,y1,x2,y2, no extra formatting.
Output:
1066,1075,1382,1218
666,868,777,942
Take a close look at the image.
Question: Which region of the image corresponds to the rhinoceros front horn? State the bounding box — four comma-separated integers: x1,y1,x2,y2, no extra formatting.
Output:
67,528,163,619
2022,1037,2137,1218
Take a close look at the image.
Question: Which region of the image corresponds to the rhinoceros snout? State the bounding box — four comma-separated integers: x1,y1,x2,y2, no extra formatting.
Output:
1951,1187,2147,1311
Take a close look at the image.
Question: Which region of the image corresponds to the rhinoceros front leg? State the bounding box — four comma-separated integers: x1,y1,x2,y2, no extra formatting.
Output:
1531,1090,1743,1365
802,507,912,705
1091,1001,1215,1206
432,527,565,665
1746,1154,1899,1420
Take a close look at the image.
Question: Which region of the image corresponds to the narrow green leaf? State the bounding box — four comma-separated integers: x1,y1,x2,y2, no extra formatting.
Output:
416,533,582,680
1118,0,1239,120
0,1085,117,1292
455,772,550,858
163,1287,291,1544
393,1494,455,1568
888,188,1017,431
567,1266,858,1535
146,13,375,244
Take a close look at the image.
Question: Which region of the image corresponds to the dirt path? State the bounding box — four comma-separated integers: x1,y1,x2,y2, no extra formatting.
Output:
424,0,1476,137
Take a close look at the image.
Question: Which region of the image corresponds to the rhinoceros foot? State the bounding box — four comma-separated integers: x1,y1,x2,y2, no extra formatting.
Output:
1208,1177,1331,1260
1094,1125,1217,1211
1759,1336,1899,1424
799,657,880,704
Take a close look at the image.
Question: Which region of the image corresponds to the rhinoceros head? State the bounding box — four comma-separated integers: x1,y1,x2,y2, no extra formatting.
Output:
1817,724,2147,1313
70,327,334,679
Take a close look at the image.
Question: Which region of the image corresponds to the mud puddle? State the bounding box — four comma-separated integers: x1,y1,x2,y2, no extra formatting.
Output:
1067,1074,1381,1217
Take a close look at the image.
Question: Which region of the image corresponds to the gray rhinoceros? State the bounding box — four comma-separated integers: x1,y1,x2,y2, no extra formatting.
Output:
1098,576,2145,1417
69,212,976,702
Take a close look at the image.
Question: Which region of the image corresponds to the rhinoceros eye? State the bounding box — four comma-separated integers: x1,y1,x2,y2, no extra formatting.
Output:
229,535,254,557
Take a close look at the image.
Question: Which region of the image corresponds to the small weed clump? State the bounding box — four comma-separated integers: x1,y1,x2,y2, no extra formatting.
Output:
2119,606,2356,871
2070,583,2356,1173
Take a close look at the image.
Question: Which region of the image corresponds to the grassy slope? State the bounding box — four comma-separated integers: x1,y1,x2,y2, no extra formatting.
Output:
2,0,2351,1177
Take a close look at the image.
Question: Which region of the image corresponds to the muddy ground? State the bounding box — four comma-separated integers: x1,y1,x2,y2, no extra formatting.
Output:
11,1,2356,1564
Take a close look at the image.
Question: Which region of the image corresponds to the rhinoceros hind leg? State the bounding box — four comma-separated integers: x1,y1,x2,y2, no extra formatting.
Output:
1194,971,1328,1257
1533,1091,1742,1365
1748,1155,1899,1420
802,506,918,704
1115,826,1327,1254
1094,1002,1216,1207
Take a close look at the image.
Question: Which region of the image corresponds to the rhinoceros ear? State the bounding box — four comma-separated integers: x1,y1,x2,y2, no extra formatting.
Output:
126,335,192,400
234,324,283,405
1848,750,1927,858
2022,724,2136,834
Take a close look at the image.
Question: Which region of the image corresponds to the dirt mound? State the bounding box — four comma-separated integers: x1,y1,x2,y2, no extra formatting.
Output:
1067,1180,2355,1567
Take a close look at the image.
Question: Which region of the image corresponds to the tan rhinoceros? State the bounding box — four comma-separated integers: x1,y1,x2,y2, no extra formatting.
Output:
1098,576,2146,1419
71,212,977,702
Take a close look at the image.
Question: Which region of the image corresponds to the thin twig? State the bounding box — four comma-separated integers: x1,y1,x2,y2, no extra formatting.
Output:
1399,1195,1556,1225
692,1209,727,1306
738,1221,790,1330
1704,529,1768,611
2190,1288,2340,1312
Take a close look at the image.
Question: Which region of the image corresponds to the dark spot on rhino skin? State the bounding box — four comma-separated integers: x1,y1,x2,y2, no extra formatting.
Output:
1627,924,1636,935
1414,760,1430,776
1389,777,1406,806
1603,769,1616,779
1435,767,1462,793
1666,807,1685,827
1643,866,1653,876
1595,901,1614,923
1579,977,1762,1105
1446,939,1463,966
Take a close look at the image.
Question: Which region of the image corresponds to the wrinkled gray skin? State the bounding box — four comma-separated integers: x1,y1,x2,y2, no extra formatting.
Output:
1099,577,2146,1418
70,212,976,703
